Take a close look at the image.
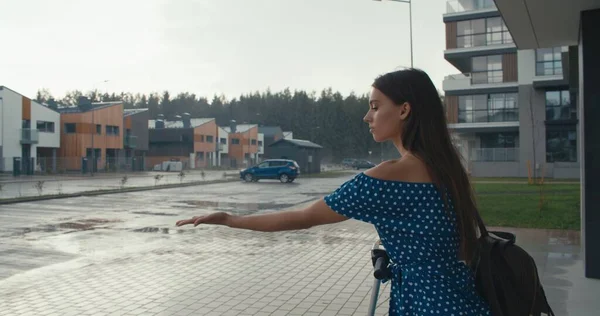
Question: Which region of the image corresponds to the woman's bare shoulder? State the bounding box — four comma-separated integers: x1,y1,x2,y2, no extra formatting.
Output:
364,158,433,183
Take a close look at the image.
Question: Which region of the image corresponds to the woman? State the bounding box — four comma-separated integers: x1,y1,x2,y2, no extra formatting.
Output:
176,69,490,315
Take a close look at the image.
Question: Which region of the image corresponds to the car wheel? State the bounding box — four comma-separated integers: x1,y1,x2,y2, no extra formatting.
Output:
279,174,289,183
244,173,254,182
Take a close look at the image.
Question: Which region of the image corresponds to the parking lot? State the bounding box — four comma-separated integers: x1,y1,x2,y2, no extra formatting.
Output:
0,173,592,315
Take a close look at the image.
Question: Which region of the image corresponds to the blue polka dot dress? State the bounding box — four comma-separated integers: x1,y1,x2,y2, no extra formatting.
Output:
324,173,490,316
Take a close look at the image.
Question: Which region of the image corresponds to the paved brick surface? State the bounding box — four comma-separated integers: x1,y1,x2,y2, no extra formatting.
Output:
0,221,391,315
0,175,592,315
0,176,393,315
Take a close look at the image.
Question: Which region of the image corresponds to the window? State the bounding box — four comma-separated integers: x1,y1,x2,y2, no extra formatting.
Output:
206,135,214,143
258,162,269,168
536,47,563,76
546,128,577,162
36,121,55,133
65,123,76,134
197,152,204,160
472,55,503,84
231,138,240,145
258,141,263,146
479,132,519,148
456,17,512,48
105,125,120,136
200,135,205,142
96,124,101,134
458,93,518,123
220,138,227,144
251,139,257,145
546,90,576,120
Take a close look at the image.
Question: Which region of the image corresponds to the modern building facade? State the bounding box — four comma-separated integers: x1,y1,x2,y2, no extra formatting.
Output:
222,123,259,168
0,86,61,174
443,0,579,179
493,0,600,280
121,108,149,171
57,100,124,172
147,115,218,169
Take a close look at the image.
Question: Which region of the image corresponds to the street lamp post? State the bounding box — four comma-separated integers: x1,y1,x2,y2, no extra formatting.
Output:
374,0,413,161
373,0,413,68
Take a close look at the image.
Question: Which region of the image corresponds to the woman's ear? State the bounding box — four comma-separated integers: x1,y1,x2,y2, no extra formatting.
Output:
399,102,411,120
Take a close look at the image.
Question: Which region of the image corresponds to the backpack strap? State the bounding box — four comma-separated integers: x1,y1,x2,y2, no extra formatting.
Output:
474,208,489,237
478,236,504,316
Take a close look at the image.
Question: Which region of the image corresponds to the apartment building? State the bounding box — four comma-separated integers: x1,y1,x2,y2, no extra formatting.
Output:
221,122,259,168
147,114,218,169
0,86,61,174
57,100,124,171
443,0,578,178
493,0,600,280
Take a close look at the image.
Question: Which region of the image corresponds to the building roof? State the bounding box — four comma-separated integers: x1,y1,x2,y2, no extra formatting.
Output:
123,108,148,117
258,126,283,136
0,86,61,114
57,102,122,114
148,118,214,129
269,138,323,149
222,124,257,133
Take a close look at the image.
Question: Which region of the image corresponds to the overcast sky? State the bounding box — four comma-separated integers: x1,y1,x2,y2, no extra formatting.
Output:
0,0,457,100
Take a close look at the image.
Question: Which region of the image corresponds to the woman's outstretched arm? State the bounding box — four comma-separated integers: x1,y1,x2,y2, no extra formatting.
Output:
176,198,348,232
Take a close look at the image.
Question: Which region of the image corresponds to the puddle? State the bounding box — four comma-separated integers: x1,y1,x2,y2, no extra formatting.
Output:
300,193,330,197
132,211,178,217
131,227,206,234
179,200,297,215
18,218,121,236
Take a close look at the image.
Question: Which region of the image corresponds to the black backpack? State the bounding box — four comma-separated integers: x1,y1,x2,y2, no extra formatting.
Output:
470,212,555,316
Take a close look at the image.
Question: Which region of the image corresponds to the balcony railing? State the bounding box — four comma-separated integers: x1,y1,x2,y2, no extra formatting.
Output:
458,109,519,123
447,0,496,14
471,148,519,162
124,135,138,148
445,71,508,83
20,129,39,144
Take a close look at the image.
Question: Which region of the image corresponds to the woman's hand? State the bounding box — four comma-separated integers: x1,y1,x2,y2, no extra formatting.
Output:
176,212,231,227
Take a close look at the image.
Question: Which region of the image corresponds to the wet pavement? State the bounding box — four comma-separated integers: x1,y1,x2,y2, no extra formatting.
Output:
0,174,597,315
0,165,348,201
0,170,238,200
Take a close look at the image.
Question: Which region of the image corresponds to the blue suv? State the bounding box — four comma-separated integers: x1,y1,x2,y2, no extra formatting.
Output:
240,159,300,183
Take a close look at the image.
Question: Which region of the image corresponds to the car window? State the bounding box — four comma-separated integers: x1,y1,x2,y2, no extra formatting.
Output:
258,162,269,168
269,161,285,167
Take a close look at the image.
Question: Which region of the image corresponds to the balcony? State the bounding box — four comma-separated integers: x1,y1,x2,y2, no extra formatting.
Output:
446,0,496,14
443,72,518,92
124,135,138,148
471,147,519,162
20,129,39,144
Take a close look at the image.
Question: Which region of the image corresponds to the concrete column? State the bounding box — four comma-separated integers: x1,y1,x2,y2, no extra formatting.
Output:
580,8,600,279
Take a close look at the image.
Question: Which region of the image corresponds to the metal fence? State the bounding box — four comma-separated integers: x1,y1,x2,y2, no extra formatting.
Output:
0,156,149,175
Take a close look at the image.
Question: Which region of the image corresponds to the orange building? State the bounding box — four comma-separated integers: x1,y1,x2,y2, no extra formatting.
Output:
223,123,259,168
147,115,218,169
57,101,124,171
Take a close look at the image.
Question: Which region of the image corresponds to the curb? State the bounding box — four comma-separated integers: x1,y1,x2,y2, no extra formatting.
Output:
0,178,241,205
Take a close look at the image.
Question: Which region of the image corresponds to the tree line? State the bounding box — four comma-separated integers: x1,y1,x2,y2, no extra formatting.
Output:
35,88,405,162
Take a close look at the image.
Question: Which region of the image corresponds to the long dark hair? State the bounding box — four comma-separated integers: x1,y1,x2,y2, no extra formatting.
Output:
372,68,478,262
